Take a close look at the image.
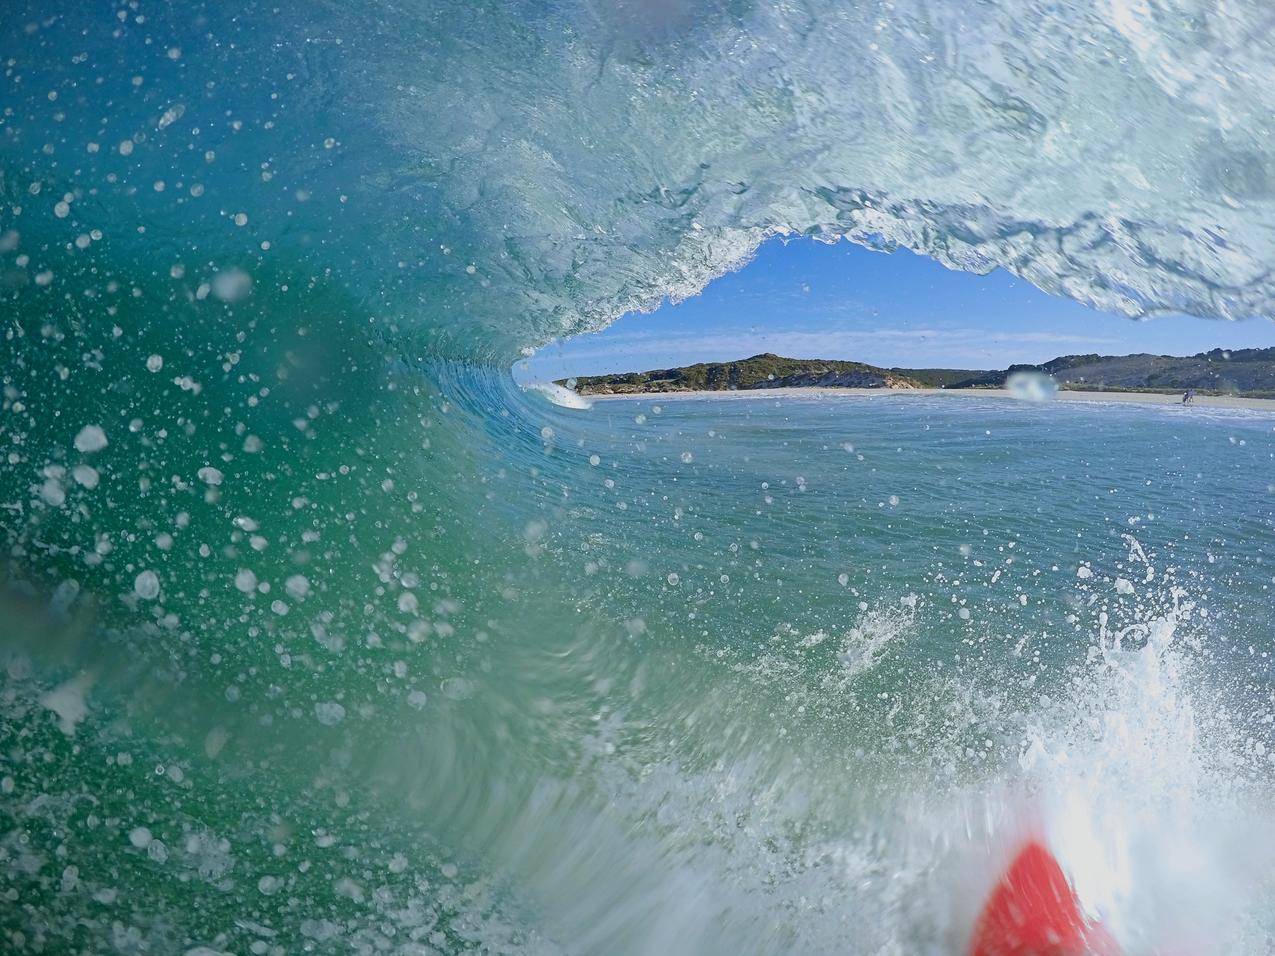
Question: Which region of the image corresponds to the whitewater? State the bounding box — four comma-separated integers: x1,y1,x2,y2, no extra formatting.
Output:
3,1,1275,953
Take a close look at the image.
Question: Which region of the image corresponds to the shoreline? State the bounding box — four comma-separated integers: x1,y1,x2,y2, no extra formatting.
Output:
583,387,1275,411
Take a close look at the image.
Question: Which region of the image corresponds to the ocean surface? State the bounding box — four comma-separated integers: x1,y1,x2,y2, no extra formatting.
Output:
5,1,1275,953
7,381,1275,952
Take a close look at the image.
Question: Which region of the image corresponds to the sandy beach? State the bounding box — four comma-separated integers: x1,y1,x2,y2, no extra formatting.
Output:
585,387,1275,411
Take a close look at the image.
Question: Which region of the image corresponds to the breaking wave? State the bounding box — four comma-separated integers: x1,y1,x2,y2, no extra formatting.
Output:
3,1,1275,953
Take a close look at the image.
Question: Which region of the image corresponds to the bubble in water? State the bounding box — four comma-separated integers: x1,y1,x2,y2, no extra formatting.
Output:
1006,369,1059,402
210,269,252,302
72,464,99,489
40,477,66,507
133,570,160,600
128,827,153,849
314,701,346,726
73,425,108,453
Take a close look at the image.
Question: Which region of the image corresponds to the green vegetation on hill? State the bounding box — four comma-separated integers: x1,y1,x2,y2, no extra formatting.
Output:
946,347,1275,394
890,367,992,388
561,353,921,394
561,348,1275,397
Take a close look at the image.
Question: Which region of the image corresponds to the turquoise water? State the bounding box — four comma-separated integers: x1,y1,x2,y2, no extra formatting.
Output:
6,378,1275,952
5,1,1275,952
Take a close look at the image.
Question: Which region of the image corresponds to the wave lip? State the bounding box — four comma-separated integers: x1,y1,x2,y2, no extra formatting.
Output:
7,0,1275,360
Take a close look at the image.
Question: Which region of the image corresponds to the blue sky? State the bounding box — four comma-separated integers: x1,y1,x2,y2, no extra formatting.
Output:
516,238,1275,382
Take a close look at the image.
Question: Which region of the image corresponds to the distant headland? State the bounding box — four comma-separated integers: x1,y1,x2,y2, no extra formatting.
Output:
558,349,1275,399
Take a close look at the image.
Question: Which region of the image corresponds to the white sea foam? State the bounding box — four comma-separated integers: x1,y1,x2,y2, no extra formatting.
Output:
839,599,916,678
1009,539,1273,952
522,381,594,410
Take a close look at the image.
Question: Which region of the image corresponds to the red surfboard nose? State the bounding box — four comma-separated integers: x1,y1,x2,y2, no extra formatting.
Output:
969,840,1119,956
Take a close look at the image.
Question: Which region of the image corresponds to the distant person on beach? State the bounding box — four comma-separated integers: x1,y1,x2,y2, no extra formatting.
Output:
1182,388,1195,405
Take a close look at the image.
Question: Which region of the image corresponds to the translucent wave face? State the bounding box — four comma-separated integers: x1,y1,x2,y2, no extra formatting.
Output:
354,0,1275,345
5,0,1275,355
